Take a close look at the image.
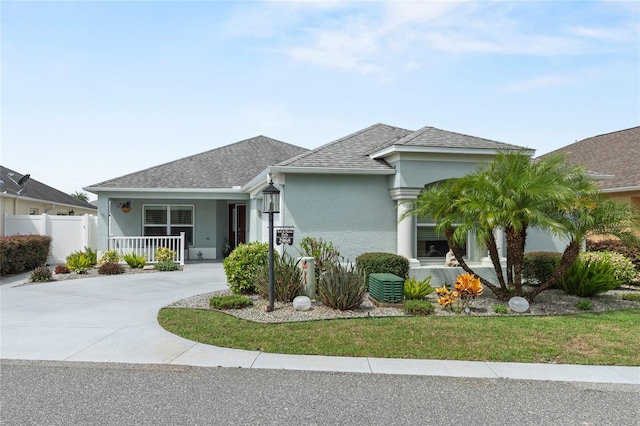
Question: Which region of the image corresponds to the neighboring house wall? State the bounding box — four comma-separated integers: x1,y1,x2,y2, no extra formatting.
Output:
281,174,397,261
4,214,98,263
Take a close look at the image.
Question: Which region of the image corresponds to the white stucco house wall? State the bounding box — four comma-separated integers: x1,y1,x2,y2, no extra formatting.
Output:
84,123,538,277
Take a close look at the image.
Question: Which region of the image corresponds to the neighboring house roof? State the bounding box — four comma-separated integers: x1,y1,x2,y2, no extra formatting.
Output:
277,123,412,170
85,136,309,190
0,165,97,210
542,126,640,192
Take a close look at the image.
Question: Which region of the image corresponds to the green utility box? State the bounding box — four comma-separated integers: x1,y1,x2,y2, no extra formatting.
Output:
368,273,404,303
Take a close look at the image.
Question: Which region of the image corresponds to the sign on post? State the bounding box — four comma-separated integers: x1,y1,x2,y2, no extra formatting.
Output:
276,229,294,246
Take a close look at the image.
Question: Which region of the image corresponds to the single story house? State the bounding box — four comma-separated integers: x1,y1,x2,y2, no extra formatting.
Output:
541,126,640,212
1,165,97,236
85,123,539,280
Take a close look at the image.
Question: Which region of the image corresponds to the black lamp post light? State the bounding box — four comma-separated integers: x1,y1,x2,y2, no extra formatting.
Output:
262,180,280,312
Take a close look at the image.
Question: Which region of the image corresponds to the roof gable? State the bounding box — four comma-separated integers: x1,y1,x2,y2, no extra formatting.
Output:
86,136,309,190
543,126,640,190
0,166,97,210
390,126,529,151
278,123,412,170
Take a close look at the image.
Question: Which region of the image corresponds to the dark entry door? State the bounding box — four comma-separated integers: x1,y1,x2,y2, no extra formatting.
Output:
228,204,247,249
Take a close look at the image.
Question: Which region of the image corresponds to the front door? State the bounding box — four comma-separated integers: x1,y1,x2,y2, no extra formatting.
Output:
228,204,247,250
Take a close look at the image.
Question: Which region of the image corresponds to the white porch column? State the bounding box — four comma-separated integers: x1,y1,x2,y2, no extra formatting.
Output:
390,188,421,261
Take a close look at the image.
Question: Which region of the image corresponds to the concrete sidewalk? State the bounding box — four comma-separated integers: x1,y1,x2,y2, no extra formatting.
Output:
1,263,638,384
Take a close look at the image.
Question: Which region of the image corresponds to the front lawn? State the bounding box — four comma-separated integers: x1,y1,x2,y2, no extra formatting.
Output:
158,308,640,366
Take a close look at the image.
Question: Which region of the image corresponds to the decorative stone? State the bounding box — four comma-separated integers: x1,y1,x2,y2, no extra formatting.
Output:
508,296,529,313
293,296,312,311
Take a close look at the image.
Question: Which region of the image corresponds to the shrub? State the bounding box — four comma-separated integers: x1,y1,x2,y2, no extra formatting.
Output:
558,259,618,297
66,253,93,274
587,238,640,271
404,300,435,315
318,262,366,311
621,293,640,302
255,252,303,303
123,253,146,268
522,251,562,285
155,247,175,263
99,250,120,264
209,295,254,310
356,252,410,285
98,261,125,275
579,251,636,286
0,235,52,275
54,265,70,274
404,276,434,300
223,242,270,294
155,261,179,271
576,299,593,310
298,237,341,285
30,266,53,283
493,304,509,314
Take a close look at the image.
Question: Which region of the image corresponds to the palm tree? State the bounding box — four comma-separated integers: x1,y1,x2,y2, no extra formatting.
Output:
404,151,639,302
71,191,89,202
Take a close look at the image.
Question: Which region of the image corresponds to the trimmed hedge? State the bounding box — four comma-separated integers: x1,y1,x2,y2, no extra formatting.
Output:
356,252,410,283
0,235,52,275
522,251,562,285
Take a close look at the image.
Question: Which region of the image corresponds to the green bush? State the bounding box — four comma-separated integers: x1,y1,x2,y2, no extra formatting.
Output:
0,235,52,275
576,299,593,310
155,261,179,271
558,259,618,297
209,295,254,310
298,237,341,285
66,253,93,274
123,253,146,268
30,266,53,283
587,238,640,271
404,300,435,315
255,253,303,303
318,262,366,311
155,247,175,263
404,276,434,300
356,252,410,284
223,242,271,294
98,261,125,275
493,304,509,314
99,250,120,264
579,251,636,286
621,293,640,302
522,251,562,285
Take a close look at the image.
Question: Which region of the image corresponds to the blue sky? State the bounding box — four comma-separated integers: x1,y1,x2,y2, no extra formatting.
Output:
2,0,639,198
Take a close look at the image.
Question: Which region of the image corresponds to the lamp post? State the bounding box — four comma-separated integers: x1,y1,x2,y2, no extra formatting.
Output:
262,180,280,312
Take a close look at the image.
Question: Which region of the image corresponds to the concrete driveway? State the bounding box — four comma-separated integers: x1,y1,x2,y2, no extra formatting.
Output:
1,262,639,384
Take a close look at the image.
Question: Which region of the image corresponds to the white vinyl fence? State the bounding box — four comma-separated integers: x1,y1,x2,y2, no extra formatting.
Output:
4,214,98,264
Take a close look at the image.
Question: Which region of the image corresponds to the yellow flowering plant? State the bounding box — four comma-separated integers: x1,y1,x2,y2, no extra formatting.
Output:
436,273,483,314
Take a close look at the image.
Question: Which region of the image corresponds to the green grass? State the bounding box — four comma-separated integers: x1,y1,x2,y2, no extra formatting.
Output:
158,308,640,366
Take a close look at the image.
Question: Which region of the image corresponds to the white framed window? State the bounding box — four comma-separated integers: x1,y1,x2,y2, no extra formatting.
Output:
143,204,194,245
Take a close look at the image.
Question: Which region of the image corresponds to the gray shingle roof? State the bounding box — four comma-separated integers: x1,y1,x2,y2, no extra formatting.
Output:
390,126,530,151
0,165,97,210
277,123,412,170
542,126,640,190
86,136,309,189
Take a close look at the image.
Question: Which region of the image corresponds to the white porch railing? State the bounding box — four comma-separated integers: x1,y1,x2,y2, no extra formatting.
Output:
108,232,185,266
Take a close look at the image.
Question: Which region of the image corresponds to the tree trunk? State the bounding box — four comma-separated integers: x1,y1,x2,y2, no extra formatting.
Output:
526,239,581,301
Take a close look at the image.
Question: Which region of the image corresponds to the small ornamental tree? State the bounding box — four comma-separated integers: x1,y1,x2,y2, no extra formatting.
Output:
403,151,640,302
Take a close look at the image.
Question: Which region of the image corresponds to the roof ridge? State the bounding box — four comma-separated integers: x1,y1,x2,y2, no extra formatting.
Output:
542,125,640,158
279,123,410,166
